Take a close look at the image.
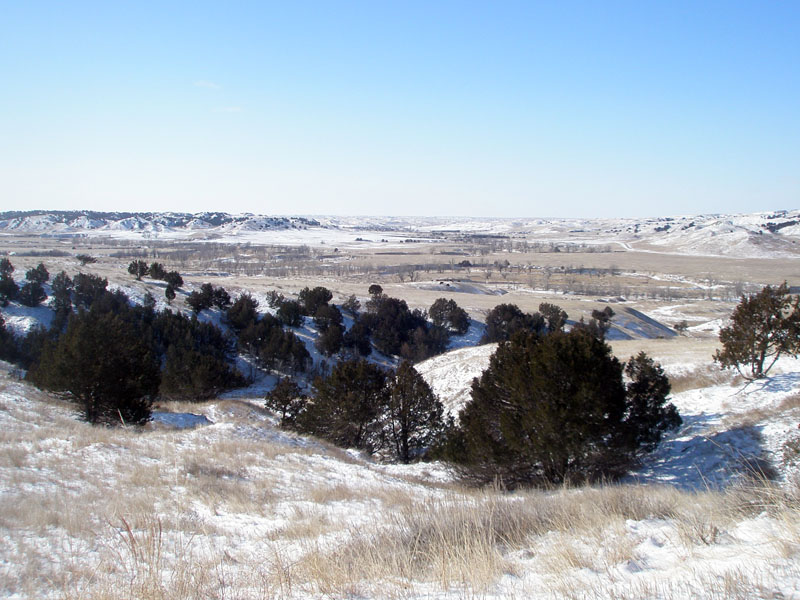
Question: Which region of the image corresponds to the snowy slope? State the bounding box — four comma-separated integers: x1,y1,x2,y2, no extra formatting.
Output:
3,209,800,257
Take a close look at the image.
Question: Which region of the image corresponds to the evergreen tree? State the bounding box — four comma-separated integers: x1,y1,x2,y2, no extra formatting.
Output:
164,285,176,305
480,303,545,344
368,284,383,297
0,258,13,278
50,271,73,323
341,294,361,317
265,378,307,427
266,290,284,308
186,284,214,314
714,282,800,380
26,263,49,284
29,311,159,425
159,344,245,400
142,291,157,311
589,306,615,339
298,286,333,316
456,328,678,486
149,262,167,280
387,361,445,463
227,292,259,332
539,302,568,333
127,260,149,280
624,352,681,452
72,273,108,308
343,318,372,357
429,298,469,335
18,281,47,307
276,299,303,327
0,312,16,363
316,323,344,356
163,271,183,289
313,303,343,332
300,359,389,452
0,259,17,306
212,286,231,309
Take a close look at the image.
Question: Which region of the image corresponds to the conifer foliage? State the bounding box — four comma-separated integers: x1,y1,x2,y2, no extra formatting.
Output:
453,328,680,486
714,282,800,380
387,361,445,463
300,359,389,453
32,311,160,425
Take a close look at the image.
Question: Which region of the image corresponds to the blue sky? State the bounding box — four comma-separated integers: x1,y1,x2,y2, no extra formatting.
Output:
1,1,798,218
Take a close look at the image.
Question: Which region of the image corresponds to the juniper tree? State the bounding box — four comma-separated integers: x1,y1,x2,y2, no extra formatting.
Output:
341,294,361,317
127,260,149,280
300,359,389,453
316,323,344,356
624,352,681,451
454,328,679,486
26,263,49,284
265,378,307,427
163,271,183,289
18,281,47,307
50,271,73,323
714,282,800,380
0,259,18,306
387,361,445,463
298,286,332,316
72,273,108,309
480,303,545,344
227,292,259,332
149,262,167,280
539,302,568,333
276,300,303,327
29,311,160,425
429,298,469,335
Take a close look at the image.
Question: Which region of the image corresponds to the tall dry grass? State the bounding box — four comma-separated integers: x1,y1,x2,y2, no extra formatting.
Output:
3,373,800,599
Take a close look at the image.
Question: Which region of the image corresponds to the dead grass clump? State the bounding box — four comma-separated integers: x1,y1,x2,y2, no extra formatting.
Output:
307,482,363,504
269,505,332,540
669,364,742,393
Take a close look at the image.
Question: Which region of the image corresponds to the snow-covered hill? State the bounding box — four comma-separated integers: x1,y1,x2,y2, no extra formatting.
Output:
3,209,800,258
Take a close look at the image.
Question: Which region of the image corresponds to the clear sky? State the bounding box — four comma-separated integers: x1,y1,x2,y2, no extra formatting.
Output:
1,1,798,218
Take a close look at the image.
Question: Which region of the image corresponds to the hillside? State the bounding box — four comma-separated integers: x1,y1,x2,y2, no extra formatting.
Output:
3,209,800,258
2,346,800,598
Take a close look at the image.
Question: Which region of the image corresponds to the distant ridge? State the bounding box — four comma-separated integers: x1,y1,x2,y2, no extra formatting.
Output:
2,209,799,259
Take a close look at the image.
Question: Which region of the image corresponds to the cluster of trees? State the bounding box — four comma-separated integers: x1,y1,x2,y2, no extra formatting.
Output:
227,292,311,373
264,285,471,363
266,359,445,463
349,286,464,362
6,273,245,424
260,298,681,483
187,282,231,313
127,260,184,303
0,259,51,308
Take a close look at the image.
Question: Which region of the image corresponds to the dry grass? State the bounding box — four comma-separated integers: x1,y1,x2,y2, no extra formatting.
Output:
3,368,800,598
